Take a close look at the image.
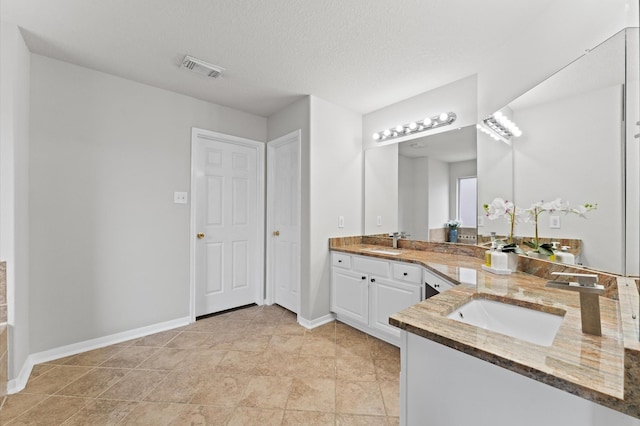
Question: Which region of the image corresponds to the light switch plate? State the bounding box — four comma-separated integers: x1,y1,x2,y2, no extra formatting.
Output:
376,216,382,226
338,216,345,228
477,215,485,227
174,192,188,204
549,215,560,229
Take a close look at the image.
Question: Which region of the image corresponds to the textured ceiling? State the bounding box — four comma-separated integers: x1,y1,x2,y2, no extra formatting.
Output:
2,0,555,116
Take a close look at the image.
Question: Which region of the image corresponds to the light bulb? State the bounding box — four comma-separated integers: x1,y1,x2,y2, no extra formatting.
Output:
383,129,391,137
373,132,380,140
439,112,449,122
395,125,404,133
423,118,432,127
392,131,398,137
513,128,522,137
409,122,417,130
493,111,503,120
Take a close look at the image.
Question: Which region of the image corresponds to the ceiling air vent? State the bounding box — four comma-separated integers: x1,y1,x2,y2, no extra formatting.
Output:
180,55,225,78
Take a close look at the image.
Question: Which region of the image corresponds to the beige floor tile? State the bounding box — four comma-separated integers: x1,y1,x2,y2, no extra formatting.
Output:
227,407,284,426
164,332,214,350
286,377,336,413
189,373,252,407
304,322,336,338
132,330,181,347
55,368,128,397
216,350,261,375
169,404,233,426
143,371,205,403
336,323,369,342
23,366,93,395
9,306,402,425
373,357,401,382
62,399,138,425
267,334,305,353
61,346,126,366
0,393,47,424
336,356,377,381
387,415,400,425
336,340,372,358
229,334,270,352
369,339,400,360
379,380,400,417
100,346,158,369
238,376,292,409
335,413,389,425
119,401,185,426
174,348,226,371
253,350,300,377
220,319,251,334
273,322,306,336
25,364,56,381
98,369,168,401
288,356,336,379
300,336,336,357
9,395,89,426
136,347,190,370
336,381,386,416
282,409,336,425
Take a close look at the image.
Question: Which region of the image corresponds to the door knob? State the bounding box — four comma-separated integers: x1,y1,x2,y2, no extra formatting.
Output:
197,233,205,239
273,230,280,236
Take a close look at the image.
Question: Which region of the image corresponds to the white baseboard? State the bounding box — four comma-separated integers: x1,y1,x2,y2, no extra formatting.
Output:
297,313,335,329
7,316,191,394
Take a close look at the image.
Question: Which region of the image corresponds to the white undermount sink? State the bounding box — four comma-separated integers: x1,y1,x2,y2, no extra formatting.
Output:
447,298,565,347
362,248,403,255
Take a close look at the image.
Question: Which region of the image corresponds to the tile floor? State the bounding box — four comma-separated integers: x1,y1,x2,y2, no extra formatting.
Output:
0,304,401,425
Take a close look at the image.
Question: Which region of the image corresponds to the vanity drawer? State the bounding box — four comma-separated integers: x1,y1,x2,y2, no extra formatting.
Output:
392,262,422,284
332,253,352,269
423,269,455,293
352,255,390,277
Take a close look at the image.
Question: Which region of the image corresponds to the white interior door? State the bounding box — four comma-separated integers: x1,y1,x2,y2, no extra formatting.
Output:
267,131,301,313
191,128,264,317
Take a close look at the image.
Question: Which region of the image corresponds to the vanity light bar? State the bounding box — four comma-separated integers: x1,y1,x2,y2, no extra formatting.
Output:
478,111,522,144
373,112,457,141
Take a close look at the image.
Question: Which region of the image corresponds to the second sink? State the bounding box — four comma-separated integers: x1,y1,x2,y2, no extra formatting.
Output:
447,298,565,347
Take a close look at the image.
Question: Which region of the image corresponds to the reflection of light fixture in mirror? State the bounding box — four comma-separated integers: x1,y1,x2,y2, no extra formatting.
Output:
477,111,523,144
373,112,457,141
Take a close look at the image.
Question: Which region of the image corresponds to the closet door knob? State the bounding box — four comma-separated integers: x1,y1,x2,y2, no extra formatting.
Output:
197,233,205,239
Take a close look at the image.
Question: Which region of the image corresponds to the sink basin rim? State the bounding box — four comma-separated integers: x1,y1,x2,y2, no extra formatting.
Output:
362,248,403,255
447,297,565,347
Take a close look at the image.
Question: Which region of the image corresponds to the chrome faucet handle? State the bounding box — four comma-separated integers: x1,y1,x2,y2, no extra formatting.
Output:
550,272,598,287
400,231,411,238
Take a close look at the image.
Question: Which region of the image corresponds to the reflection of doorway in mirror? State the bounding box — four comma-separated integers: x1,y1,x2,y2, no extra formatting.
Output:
458,177,477,227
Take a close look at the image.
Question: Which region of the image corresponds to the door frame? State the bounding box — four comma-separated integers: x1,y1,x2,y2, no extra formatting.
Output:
265,130,302,308
189,127,265,322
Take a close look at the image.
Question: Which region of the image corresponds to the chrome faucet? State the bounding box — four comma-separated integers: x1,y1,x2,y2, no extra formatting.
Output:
392,232,410,249
546,272,604,336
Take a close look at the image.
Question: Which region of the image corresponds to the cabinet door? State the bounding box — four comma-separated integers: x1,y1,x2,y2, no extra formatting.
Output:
331,269,369,325
370,277,421,338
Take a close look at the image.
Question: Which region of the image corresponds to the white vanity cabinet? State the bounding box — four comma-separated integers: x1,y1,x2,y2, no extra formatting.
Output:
331,251,443,346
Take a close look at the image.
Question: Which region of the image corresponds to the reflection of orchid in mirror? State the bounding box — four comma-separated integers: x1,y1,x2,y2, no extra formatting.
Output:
483,198,524,243
524,198,597,255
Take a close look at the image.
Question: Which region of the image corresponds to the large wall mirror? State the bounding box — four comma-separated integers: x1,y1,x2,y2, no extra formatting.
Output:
478,28,639,276
364,27,638,277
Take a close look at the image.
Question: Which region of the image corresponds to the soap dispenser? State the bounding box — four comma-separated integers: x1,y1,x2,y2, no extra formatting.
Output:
555,246,576,265
491,246,508,270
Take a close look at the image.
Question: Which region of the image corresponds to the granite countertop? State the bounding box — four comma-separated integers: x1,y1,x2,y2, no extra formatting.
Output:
330,239,640,419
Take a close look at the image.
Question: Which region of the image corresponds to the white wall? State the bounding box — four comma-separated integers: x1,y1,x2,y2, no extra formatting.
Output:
398,156,429,241
513,85,623,273
29,55,267,353
428,158,449,231
363,75,477,151
0,21,31,380
476,0,638,118
308,96,362,320
364,144,398,235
